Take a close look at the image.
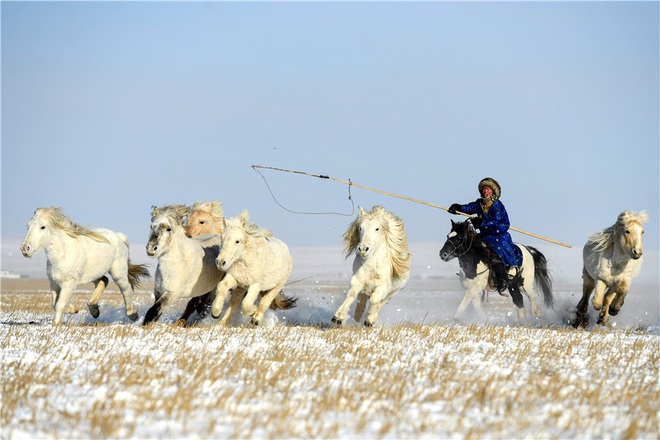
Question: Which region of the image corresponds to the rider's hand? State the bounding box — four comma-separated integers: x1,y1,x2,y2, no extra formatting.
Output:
469,217,483,229
448,204,461,215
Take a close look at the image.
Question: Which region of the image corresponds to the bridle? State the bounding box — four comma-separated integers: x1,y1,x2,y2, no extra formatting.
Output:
445,229,475,259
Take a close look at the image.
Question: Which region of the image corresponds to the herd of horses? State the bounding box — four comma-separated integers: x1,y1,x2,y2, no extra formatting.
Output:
19,202,648,328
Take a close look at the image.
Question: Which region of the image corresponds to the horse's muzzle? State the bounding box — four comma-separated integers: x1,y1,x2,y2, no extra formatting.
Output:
20,244,33,258
439,250,453,262
146,245,158,257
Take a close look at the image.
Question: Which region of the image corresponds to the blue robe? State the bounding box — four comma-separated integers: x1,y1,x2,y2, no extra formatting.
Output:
458,199,523,267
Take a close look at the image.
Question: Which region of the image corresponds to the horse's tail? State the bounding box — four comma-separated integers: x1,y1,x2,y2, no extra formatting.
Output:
127,260,150,290
269,291,298,310
527,246,554,309
117,232,151,289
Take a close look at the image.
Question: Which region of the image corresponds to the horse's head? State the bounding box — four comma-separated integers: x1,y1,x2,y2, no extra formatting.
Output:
344,206,389,259
216,210,250,271
21,207,57,258
185,201,224,238
147,206,184,257
439,219,477,262
615,210,648,260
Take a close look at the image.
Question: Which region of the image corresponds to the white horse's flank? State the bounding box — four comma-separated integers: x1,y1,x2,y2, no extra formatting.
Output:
143,205,224,325
332,205,411,327
575,210,648,327
20,207,149,325
211,210,294,326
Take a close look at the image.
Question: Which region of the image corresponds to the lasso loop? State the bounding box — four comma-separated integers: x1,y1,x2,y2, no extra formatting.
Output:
252,166,355,217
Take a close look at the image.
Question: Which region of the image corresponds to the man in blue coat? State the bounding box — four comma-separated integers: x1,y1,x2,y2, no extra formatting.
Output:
448,177,522,296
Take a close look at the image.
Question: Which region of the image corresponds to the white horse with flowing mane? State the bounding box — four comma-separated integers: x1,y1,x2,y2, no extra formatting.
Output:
332,205,411,327
20,207,149,325
143,205,225,325
574,210,648,327
211,210,296,326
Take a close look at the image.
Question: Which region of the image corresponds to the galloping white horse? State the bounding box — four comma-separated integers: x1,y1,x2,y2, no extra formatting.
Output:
574,210,648,327
143,205,225,325
439,219,553,322
332,205,411,327
20,207,149,325
211,210,296,326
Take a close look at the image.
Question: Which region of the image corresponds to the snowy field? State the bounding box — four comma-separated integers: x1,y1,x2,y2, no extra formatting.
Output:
1,239,659,438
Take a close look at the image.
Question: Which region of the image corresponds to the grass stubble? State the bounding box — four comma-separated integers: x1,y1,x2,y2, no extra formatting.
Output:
1,286,658,439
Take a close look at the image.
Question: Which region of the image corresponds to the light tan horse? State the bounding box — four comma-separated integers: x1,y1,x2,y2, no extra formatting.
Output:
177,201,225,323
332,205,411,327
574,210,648,327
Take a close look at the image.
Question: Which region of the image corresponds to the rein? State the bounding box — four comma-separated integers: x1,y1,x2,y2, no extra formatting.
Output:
447,232,475,259
449,230,491,276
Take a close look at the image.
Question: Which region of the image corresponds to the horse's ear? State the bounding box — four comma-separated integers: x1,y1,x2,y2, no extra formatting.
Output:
238,210,249,224
151,205,160,218
358,206,366,217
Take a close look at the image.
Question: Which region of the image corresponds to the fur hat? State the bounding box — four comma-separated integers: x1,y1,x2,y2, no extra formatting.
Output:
478,177,501,200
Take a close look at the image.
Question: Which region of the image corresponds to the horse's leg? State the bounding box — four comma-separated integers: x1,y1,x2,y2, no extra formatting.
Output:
252,281,287,325
332,278,364,325
364,285,396,327
609,283,630,316
353,293,369,323
220,288,245,326
211,275,238,319
196,291,216,318
597,289,617,325
109,270,139,322
240,283,263,320
591,279,609,311
53,281,78,325
142,294,174,325
454,287,484,321
176,297,201,326
519,273,541,318
469,292,488,322
574,268,595,327
87,276,108,319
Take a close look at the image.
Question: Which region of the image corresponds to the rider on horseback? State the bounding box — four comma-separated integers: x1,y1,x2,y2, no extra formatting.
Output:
448,177,523,297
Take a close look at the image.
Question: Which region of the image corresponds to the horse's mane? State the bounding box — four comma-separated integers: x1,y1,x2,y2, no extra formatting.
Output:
343,205,411,279
151,204,188,226
227,210,273,239
189,201,224,232
35,207,108,243
587,210,649,252
458,221,496,264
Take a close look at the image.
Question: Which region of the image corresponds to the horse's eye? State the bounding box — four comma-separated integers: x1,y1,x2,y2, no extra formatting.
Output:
235,240,240,244
41,226,46,230
625,230,630,234
376,227,380,232
167,228,172,232
200,221,205,224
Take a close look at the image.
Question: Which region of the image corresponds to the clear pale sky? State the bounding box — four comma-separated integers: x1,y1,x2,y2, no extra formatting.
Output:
2,2,658,256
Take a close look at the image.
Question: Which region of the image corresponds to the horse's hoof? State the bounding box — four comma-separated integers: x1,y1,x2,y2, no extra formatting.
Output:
88,304,100,319
364,320,373,328
128,312,139,322
609,306,621,316
250,318,260,326
174,319,187,327
331,316,342,325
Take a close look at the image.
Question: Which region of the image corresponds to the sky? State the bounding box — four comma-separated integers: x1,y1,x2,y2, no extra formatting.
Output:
2,2,658,262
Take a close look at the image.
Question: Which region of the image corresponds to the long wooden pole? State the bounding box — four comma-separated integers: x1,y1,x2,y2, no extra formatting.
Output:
252,164,572,248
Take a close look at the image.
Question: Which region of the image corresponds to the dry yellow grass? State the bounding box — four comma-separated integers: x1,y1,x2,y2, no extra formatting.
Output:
1,281,658,439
